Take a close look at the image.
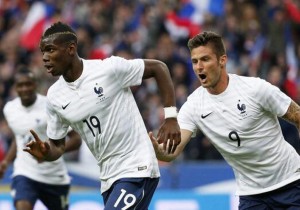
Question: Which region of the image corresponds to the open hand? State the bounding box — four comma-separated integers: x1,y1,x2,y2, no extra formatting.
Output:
149,131,159,153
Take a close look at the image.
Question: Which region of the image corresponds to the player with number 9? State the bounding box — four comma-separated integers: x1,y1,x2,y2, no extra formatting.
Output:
150,31,300,210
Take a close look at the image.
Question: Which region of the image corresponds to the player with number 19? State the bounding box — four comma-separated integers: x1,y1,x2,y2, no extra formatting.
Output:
23,22,181,210
150,31,300,210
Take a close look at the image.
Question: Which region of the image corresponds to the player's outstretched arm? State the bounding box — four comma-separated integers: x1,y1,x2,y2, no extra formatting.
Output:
23,129,65,161
143,59,181,154
149,129,192,162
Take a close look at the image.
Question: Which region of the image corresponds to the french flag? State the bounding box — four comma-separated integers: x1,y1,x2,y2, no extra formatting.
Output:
19,2,55,51
285,0,300,24
165,0,225,41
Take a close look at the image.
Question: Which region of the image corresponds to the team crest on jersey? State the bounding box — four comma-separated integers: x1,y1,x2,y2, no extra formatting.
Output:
237,99,248,119
94,84,104,97
94,83,108,103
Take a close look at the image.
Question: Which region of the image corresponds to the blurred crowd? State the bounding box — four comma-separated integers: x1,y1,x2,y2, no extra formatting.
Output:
0,0,300,162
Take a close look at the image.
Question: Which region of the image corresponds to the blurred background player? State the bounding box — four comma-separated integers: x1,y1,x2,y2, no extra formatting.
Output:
0,66,82,210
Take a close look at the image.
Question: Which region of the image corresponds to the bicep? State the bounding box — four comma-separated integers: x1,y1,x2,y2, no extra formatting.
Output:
142,59,168,79
281,100,300,130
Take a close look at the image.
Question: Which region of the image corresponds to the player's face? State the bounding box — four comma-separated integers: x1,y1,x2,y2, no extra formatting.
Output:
39,36,73,77
15,74,37,107
190,45,227,94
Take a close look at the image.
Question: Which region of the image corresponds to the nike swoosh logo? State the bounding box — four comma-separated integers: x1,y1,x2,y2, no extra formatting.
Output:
62,102,71,110
201,112,213,119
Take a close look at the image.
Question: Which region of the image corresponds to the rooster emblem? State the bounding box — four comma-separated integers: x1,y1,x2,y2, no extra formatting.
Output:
94,84,103,97
237,100,246,114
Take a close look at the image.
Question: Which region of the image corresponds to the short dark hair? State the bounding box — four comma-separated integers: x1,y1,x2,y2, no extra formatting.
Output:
187,31,226,59
14,65,35,83
42,21,77,44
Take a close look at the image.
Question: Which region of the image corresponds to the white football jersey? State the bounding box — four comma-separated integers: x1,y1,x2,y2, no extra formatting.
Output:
46,56,160,193
178,74,300,195
3,94,70,185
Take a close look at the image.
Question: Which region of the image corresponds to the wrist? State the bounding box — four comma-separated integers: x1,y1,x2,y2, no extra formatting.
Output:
164,106,178,119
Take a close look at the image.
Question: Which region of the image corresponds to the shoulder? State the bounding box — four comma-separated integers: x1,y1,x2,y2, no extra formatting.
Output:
187,86,204,101
82,58,104,67
4,97,20,109
83,56,142,72
103,56,143,66
231,74,264,85
3,97,20,115
230,74,280,103
89,56,124,66
36,94,47,105
37,93,47,100
230,74,266,91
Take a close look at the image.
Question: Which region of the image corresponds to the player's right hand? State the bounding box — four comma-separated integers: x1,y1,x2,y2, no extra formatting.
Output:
156,118,181,154
148,131,177,162
23,129,50,161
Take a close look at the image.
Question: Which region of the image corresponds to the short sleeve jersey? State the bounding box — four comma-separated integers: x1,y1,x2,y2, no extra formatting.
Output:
3,94,70,185
46,56,160,193
178,74,300,195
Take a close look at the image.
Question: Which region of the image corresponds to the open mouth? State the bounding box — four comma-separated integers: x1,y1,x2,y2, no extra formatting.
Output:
199,74,206,80
44,65,53,73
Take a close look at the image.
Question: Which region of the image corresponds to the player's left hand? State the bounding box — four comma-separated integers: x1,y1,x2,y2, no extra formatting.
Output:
156,118,181,154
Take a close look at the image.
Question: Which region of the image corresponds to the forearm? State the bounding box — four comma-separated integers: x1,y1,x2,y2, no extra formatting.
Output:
3,139,17,164
65,131,82,152
44,139,66,161
154,65,176,107
281,100,300,131
0,140,16,175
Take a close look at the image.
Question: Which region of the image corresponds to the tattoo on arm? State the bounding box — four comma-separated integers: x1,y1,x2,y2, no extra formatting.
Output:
282,100,300,130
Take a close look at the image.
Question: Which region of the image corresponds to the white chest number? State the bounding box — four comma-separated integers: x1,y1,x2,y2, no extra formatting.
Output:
114,189,137,210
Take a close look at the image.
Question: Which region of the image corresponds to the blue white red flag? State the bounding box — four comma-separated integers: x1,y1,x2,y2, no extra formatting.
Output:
165,0,225,40
19,2,55,51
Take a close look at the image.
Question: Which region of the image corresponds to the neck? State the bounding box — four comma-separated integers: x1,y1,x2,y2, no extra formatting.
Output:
22,94,37,107
208,73,229,95
64,57,83,82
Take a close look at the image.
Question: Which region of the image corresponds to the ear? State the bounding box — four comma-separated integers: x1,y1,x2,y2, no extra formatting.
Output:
68,42,77,56
219,54,227,67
